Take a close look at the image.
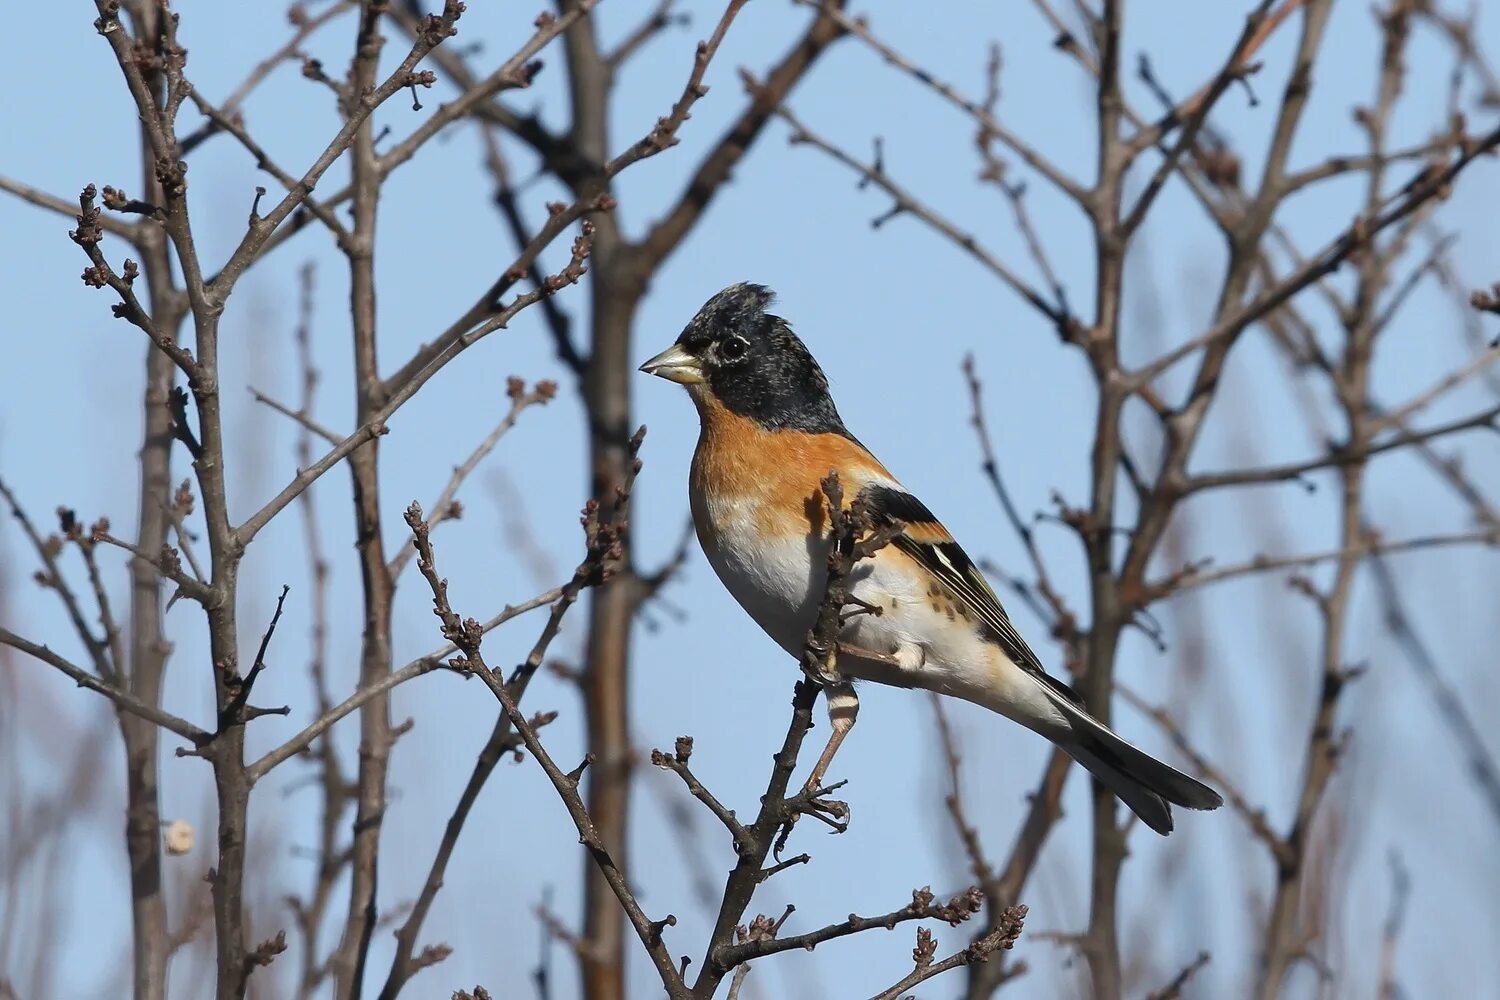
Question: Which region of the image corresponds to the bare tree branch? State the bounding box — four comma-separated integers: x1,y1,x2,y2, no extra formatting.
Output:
0,627,209,743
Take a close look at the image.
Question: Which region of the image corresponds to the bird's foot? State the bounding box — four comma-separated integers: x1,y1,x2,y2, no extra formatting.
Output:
800,653,841,688
774,778,850,859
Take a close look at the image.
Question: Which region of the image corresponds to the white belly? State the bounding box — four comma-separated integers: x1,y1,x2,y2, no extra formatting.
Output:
692,488,1050,723
693,489,820,654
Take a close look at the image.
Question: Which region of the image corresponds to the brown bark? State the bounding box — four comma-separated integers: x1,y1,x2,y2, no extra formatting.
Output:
118,5,188,998
330,8,396,997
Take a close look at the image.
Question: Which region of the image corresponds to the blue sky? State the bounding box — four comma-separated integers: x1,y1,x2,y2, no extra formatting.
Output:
3,2,1499,997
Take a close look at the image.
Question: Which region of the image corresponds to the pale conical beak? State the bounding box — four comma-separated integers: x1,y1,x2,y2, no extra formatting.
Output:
638,343,705,384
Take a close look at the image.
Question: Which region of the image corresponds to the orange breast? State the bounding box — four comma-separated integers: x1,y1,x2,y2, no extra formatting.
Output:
688,388,892,544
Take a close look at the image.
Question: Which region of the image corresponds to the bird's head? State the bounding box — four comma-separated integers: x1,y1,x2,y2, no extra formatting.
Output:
639,282,848,435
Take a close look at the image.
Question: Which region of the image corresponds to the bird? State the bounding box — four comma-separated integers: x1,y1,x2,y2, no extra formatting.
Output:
639,282,1222,835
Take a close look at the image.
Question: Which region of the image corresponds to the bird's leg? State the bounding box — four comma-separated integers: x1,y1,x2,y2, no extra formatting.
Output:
776,682,857,858
802,682,858,801
781,640,902,854
796,646,899,806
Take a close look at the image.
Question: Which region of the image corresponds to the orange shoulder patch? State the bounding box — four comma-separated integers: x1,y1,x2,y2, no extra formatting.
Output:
899,518,956,546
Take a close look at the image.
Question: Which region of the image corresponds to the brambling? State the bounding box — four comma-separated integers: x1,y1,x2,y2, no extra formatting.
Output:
640,283,1222,834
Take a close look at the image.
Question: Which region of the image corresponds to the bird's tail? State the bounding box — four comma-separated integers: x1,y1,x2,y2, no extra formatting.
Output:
1036,680,1223,835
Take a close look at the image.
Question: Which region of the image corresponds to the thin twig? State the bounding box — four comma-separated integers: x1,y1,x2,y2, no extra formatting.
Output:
769,96,1067,332
244,584,564,783
403,439,689,996
864,907,1028,1000
0,627,209,744
1150,527,1499,597
387,378,557,578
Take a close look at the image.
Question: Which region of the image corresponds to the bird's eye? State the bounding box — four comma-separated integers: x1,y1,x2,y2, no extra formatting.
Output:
721,337,749,362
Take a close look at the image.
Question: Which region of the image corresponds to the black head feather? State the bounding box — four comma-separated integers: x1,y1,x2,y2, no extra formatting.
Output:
675,283,850,436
